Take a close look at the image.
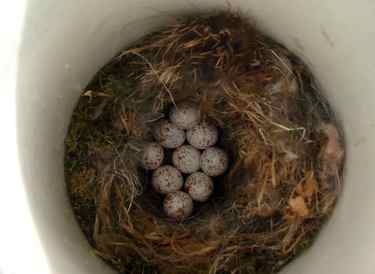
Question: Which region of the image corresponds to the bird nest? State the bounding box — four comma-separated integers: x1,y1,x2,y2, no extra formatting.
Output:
65,12,345,274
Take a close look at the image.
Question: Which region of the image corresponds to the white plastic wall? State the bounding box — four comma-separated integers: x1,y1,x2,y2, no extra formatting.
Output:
1,0,375,274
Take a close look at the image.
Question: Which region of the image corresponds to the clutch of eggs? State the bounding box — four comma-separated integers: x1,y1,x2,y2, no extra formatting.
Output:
147,101,229,221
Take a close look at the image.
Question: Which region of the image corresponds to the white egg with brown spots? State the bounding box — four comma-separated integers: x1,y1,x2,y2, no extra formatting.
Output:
152,165,183,194
172,145,201,174
141,142,164,170
169,102,201,130
187,122,218,149
152,119,185,149
163,191,193,220
201,147,229,176
185,172,214,202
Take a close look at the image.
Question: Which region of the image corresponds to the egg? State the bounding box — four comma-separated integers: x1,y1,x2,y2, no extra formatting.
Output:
172,145,201,174
169,102,201,130
187,122,218,149
185,172,214,202
152,119,185,149
141,142,164,170
163,191,194,220
152,165,183,194
201,147,229,176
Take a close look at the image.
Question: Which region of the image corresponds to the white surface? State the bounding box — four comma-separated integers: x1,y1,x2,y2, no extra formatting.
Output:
0,0,374,274
0,1,51,274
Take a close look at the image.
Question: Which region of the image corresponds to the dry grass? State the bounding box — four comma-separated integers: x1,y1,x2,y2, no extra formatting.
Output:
65,12,345,274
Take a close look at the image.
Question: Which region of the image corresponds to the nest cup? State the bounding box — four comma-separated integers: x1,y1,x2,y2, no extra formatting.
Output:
7,1,375,274
66,12,343,274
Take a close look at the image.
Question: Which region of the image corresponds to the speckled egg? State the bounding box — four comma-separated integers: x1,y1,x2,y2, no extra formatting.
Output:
169,102,201,130
163,191,194,220
152,165,183,194
172,145,201,174
141,142,164,170
187,122,218,149
185,172,214,202
201,147,229,177
152,119,186,149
